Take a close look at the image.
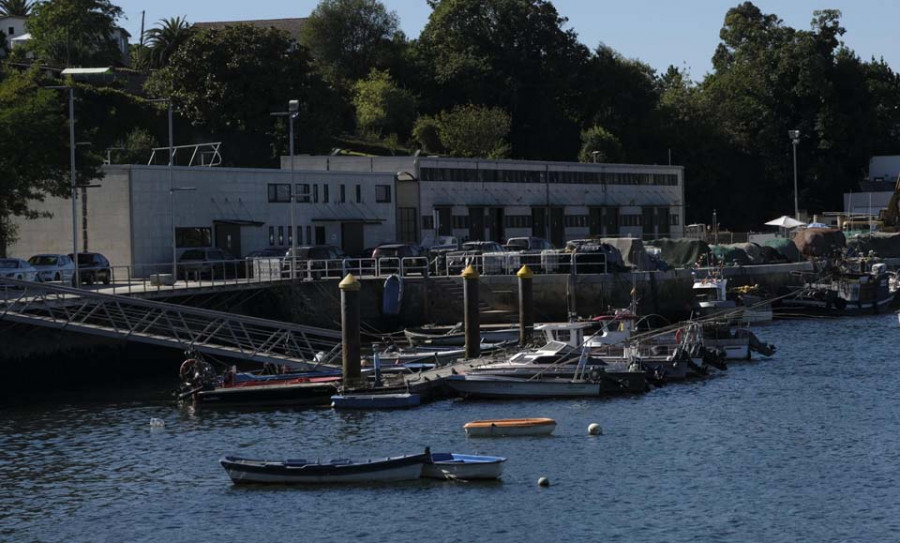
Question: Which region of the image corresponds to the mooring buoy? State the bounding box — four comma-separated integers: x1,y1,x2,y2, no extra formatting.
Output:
588,423,602,435
538,476,550,487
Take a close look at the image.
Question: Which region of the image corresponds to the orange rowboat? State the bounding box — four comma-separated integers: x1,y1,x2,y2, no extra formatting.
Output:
463,418,557,437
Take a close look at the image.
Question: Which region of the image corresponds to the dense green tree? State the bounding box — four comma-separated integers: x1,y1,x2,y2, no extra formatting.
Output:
26,0,124,67
0,0,33,16
0,68,103,249
417,0,589,159
351,68,416,139
434,104,510,158
300,0,403,85
112,127,157,164
412,115,443,154
146,24,340,165
144,16,193,69
578,126,622,163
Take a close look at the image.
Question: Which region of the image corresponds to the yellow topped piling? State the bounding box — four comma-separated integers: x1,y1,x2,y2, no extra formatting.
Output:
338,273,361,291
461,265,480,280
516,265,533,279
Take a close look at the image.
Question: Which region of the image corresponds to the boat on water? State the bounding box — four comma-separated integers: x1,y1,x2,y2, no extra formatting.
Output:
780,262,895,315
692,272,773,324
404,325,519,347
220,450,432,484
422,453,506,480
463,418,556,437
331,392,421,409
447,373,647,399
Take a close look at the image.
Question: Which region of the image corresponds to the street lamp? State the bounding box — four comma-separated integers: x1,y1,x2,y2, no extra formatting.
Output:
788,129,800,220
46,85,80,287
171,186,196,280
272,99,300,278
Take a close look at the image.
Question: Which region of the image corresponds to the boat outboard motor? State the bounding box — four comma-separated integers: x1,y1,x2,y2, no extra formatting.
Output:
702,348,728,371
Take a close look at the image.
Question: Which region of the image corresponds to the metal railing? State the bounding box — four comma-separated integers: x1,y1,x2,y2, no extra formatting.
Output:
0,277,341,368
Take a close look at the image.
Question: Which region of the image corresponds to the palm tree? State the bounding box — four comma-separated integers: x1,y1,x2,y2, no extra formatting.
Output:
0,0,33,16
144,16,193,69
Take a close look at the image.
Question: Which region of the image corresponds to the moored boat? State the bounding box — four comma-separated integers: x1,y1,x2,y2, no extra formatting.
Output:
404,325,519,347
220,450,432,484
422,453,506,480
331,392,421,409
464,417,557,437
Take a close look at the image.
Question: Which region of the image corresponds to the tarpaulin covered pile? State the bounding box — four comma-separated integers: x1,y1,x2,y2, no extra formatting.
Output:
792,228,845,257
601,238,652,270
709,244,752,266
645,238,711,268
762,238,801,262
845,232,900,258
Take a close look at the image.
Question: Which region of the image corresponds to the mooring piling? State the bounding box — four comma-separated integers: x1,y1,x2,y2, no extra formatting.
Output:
462,265,481,359
517,264,534,345
339,273,362,387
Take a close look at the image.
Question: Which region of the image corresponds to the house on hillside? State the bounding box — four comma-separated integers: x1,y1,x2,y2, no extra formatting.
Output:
0,14,130,65
0,15,27,55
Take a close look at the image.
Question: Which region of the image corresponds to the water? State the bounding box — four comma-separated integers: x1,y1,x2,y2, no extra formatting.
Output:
3,314,900,542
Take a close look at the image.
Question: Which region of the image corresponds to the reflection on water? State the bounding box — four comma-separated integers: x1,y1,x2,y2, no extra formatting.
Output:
2,314,900,542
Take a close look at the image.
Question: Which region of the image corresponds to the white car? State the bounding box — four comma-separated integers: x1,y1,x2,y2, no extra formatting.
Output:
28,254,76,283
0,258,38,281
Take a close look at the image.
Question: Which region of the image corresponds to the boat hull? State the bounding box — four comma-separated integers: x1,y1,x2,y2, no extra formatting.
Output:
220,453,429,484
448,374,619,399
422,453,506,480
405,328,519,347
331,393,421,409
464,418,556,437
196,381,337,407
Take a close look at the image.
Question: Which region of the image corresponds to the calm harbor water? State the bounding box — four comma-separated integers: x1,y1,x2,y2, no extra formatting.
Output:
2,314,899,543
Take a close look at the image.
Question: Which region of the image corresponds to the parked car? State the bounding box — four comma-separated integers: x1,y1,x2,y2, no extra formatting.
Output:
372,243,427,274
428,235,461,254
68,252,112,285
446,241,512,275
504,237,554,272
245,247,289,259
178,248,237,280
28,254,76,283
0,258,38,281
282,245,346,279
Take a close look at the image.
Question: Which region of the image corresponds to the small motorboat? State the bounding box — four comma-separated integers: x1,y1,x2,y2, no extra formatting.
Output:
463,418,556,437
422,453,506,480
331,392,421,409
220,449,432,484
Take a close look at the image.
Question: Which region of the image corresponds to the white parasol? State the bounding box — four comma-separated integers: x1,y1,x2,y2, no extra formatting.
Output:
764,215,805,228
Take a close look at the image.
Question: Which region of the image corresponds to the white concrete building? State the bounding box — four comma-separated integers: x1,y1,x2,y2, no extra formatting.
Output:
1,15,27,53
7,165,396,275
286,156,685,247
842,155,900,218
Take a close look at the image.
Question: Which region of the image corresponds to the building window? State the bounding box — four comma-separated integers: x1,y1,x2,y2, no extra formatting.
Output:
296,225,303,245
8,27,14,36
671,214,680,226
287,225,293,245
278,226,284,245
306,226,311,245
268,226,275,246
340,184,346,203
267,183,291,203
356,184,362,203
295,183,310,203
620,215,642,227
375,185,391,203
399,207,418,242
313,184,319,203
423,215,435,230
451,215,468,229
315,226,326,245
504,215,531,229
564,215,589,228
323,184,329,203
175,227,212,248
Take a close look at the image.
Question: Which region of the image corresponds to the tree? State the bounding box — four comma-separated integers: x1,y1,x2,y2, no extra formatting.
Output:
146,24,340,165
300,0,402,85
112,127,157,164
417,0,589,159
144,16,193,69
412,116,443,154
26,0,124,67
352,69,416,138
0,0,33,16
434,104,510,158
0,69,103,249
578,126,622,163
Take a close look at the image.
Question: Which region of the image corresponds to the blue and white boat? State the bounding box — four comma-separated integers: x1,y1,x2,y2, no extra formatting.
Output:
220,450,432,484
422,453,506,480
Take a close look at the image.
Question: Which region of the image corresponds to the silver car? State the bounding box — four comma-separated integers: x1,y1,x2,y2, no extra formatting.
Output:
0,258,38,281
28,254,76,283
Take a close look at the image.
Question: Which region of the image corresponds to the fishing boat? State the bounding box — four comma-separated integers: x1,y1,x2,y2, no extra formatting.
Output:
780,261,895,315
331,392,421,409
422,453,506,480
404,324,519,347
463,418,556,437
692,272,772,324
220,449,432,484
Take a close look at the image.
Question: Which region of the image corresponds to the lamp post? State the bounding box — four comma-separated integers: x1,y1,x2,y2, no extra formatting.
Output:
46,86,80,287
170,186,196,280
789,129,800,220
272,99,300,278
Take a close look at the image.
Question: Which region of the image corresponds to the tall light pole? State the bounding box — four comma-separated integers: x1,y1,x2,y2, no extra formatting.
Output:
47,86,80,287
789,129,800,220
171,186,196,280
272,99,300,278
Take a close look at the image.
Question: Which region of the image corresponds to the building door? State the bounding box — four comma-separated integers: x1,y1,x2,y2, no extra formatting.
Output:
436,207,452,236
589,207,603,236
550,207,565,247
215,223,242,257
315,226,326,245
488,207,505,242
603,207,619,236
642,207,656,240
657,207,670,237
468,207,485,241
341,222,364,256
531,207,547,238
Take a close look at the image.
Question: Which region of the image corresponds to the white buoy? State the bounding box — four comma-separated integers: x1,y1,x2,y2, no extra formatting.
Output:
150,418,165,428
588,423,602,435
538,476,550,487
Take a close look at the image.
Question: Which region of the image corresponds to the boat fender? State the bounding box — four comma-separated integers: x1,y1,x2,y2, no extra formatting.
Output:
675,329,684,343
588,369,602,381
179,359,197,381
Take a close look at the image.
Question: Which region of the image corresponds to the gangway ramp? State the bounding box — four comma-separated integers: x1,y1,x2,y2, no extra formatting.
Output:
0,278,341,369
